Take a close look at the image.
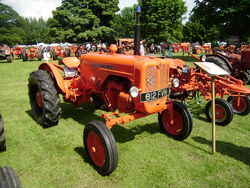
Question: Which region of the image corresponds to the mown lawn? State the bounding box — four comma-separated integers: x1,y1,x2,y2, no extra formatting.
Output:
0,55,249,188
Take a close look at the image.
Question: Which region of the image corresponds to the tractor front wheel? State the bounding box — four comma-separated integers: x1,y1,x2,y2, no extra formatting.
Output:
205,98,233,126
28,70,61,127
158,101,193,141
227,96,250,116
0,113,6,152
84,121,118,176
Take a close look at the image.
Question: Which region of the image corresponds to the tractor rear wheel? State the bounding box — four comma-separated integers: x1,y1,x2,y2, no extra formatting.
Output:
158,101,193,141
206,56,231,74
205,98,234,126
0,113,6,152
22,49,27,61
227,96,250,115
28,70,61,127
0,167,22,188
84,121,118,176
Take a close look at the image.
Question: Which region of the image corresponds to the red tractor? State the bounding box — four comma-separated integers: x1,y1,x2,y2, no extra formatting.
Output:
0,45,13,63
168,59,250,126
28,45,193,175
50,46,70,60
11,46,23,59
202,48,250,84
22,47,43,61
69,45,79,56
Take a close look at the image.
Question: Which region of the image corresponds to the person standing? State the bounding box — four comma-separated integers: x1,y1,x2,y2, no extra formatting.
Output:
161,43,167,58
140,42,145,56
168,43,173,57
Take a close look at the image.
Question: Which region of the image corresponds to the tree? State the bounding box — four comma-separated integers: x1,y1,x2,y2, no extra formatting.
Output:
21,17,50,44
186,0,250,42
49,0,119,43
0,2,24,45
138,0,187,43
112,5,137,39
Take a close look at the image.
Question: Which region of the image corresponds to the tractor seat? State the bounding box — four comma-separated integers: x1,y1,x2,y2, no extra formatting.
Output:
62,57,80,68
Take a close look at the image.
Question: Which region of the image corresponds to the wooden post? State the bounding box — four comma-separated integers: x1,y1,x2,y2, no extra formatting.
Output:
211,76,216,154
194,62,229,154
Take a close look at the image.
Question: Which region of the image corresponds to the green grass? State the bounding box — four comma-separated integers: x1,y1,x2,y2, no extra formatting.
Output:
0,56,249,188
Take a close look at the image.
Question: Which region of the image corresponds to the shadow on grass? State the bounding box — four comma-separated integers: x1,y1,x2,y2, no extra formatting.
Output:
74,147,89,164
187,103,209,122
60,103,103,125
111,122,159,143
192,136,250,166
25,102,103,128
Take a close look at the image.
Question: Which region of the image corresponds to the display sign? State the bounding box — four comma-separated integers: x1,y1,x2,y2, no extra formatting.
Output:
195,62,229,76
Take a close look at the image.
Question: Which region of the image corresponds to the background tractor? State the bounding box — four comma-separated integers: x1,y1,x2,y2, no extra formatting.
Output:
11,45,23,59
50,46,70,60
0,45,13,63
204,48,250,84
28,45,193,175
22,46,43,61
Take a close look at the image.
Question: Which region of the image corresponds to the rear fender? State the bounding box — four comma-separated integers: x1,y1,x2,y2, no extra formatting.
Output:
39,62,66,93
62,57,80,68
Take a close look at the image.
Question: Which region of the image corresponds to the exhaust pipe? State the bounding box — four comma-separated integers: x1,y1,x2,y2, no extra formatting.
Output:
134,6,141,55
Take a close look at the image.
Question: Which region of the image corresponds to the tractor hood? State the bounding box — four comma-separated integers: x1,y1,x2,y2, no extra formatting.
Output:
79,52,170,92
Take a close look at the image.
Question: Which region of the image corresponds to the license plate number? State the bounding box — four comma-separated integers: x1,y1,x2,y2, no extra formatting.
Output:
141,88,169,102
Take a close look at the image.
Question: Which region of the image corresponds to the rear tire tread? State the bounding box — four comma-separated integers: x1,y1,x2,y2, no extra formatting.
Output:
28,70,61,127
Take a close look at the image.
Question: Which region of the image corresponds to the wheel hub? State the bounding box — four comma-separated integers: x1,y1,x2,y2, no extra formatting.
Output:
162,109,183,135
87,131,105,167
36,91,43,108
231,97,247,113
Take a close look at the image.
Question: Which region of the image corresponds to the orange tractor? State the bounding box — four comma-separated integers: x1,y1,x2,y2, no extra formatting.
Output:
169,59,250,126
28,45,193,175
0,45,12,63
117,38,135,55
22,47,43,61
11,46,23,59
50,46,70,60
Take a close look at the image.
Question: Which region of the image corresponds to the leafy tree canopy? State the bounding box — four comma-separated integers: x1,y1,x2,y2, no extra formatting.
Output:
21,17,50,44
49,0,119,43
184,0,250,42
0,2,24,45
112,5,137,39
138,0,187,43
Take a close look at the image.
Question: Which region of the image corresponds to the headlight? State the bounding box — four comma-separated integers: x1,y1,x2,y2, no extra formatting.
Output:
172,78,180,88
201,55,206,62
129,86,139,98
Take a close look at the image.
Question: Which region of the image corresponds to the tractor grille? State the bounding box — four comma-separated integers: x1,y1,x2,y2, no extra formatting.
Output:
146,66,158,91
145,65,168,92
145,64,168,106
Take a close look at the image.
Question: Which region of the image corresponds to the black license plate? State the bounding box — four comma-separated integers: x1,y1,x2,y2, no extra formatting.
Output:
141,88,170,102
